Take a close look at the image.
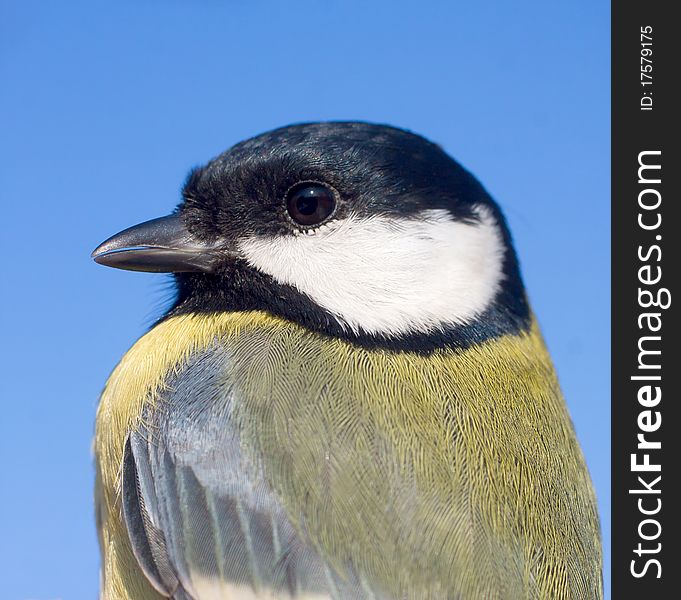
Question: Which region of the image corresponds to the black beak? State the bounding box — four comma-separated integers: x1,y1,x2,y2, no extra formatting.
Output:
91,214,225,273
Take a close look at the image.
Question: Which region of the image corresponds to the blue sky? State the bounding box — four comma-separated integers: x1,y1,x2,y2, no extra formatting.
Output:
0,1,610,598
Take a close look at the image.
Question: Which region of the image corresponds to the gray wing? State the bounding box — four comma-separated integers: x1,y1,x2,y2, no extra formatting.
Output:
122,344,379,600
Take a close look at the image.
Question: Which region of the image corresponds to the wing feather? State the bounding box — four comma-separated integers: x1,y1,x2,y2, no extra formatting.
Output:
121,344,373,600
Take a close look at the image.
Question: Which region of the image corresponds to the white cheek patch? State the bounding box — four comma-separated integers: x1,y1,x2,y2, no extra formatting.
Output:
237,207,505,337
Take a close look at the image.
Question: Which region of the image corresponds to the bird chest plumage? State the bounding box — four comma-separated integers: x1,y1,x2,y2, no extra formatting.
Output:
95,311,601,600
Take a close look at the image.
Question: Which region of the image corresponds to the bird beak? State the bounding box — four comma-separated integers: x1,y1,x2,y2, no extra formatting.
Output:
91,214,224,273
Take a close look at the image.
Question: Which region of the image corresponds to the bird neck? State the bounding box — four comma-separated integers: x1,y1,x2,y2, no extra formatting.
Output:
166,256,531,353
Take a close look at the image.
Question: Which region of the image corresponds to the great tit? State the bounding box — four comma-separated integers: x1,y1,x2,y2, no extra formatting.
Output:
92,122,602,600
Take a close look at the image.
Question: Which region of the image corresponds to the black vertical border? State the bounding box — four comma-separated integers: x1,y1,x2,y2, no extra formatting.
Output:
612,2,680,598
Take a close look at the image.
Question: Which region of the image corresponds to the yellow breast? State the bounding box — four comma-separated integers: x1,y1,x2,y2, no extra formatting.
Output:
95,311,601,599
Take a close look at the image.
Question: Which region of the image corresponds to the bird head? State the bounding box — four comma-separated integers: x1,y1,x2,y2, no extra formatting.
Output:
93,122,529,351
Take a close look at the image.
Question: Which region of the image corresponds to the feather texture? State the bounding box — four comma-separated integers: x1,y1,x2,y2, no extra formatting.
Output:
95,311,602,599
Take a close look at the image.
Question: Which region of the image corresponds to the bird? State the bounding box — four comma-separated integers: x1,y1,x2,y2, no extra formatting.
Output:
92,121,602,600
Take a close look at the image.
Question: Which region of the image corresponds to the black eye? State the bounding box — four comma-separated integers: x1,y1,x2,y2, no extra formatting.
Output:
286,182,337,227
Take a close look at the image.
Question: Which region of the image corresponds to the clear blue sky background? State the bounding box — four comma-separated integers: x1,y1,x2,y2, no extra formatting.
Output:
0,1,610,598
